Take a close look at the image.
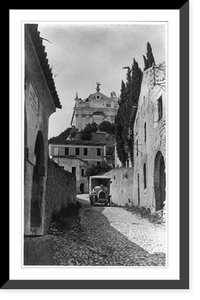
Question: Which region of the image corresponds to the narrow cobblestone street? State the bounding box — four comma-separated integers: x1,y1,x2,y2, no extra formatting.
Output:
49,195,166,266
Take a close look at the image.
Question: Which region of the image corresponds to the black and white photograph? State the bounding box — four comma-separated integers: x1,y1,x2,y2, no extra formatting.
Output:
24,21,167,267
5,2,191,292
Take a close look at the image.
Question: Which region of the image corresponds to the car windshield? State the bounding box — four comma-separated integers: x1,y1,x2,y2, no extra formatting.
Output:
91,178,110,190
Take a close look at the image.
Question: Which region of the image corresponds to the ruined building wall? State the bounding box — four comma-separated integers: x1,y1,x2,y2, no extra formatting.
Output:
132,63,166,212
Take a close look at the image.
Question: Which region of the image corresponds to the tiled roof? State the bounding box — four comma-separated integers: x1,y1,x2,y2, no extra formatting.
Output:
50,139,105,146
25,24,62,109
52,155,89,165
64,140,105,146
65,140,105,146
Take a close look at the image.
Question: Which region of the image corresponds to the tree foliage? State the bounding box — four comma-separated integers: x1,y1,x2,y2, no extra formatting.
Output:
85,161,112,177
142,54,149,71
48,127,72,144
99,120,115,134
143,42,155,71
87,122,99,132
80,121,115,140
115,81,128,166
80,122,98,140
69,126,78,139
48,126,80,144
115,59,142,166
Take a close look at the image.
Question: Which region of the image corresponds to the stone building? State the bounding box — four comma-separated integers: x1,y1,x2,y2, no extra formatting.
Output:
132,62,166,213
90,131,115,167
49,140,106,193
70,83,118,131
24,24,62,237
51,156,88,194
72,130,116,167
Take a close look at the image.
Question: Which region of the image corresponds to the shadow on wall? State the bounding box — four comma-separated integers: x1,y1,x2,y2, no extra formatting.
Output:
30,130,45,231
103,167,134,206
44,158,77,233
154,151,166,211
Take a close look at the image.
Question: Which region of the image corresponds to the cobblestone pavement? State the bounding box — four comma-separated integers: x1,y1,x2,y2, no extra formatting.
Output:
102,207,166,255
49,197,166,266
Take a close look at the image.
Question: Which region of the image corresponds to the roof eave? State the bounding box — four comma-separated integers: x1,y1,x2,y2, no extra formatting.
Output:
25,24,62,109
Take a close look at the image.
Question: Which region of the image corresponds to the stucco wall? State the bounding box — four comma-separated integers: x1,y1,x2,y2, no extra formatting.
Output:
73,90,118,130
24,235,54,265
24,56,55,236
44,158,77,233
132,64,166,212
50,144,104,162
52,157,89,194
103,167,134,206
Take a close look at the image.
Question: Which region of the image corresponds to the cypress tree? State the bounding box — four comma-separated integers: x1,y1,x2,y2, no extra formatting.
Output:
129,59,143,164
143,42,155,70
131,59,143,106
115,60,142,166
146,42,155,67
115,80,128,166
143,54,149,71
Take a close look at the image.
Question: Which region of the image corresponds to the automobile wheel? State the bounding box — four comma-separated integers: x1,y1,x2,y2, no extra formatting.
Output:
91,197,95,206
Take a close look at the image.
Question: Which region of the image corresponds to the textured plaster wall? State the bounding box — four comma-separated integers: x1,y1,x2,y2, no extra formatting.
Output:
24,61,55,236
23,159,76,265
24,235,54,265
104,167,134,206
50,144,104,162
44,158,77,233
53,157,89,194
73,92,118,129
133,65,166,212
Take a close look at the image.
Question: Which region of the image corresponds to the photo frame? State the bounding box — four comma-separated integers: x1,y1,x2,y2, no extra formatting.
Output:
5,2,189,289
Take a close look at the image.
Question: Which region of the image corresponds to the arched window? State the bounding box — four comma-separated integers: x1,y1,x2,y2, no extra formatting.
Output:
154,151,166,211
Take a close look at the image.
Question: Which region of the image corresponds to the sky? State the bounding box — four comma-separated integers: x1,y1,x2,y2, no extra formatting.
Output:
37,22,166,138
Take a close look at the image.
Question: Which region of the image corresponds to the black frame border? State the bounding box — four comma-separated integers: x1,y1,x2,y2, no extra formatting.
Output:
5,2,189,289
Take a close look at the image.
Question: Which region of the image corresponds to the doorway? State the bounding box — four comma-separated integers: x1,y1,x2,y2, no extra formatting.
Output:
80,183,84,194
31,131,44,229
154,151,166,211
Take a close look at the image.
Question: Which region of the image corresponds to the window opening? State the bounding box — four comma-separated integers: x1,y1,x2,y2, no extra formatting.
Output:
72,167,76,176
65,147,69,155
81,169,84,177
84,148,88,156
143,163,147,189
158,95,163,121
144,122,147,142
97,148,101,156
76,147,80,155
